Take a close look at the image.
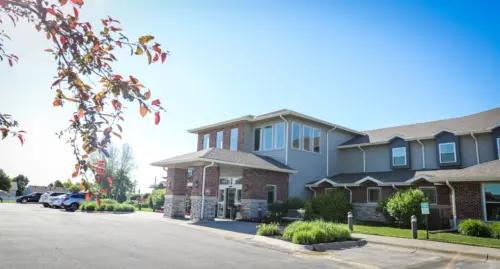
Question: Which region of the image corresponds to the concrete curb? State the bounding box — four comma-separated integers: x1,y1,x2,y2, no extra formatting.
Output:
252,236,367,252
80,211,134,215
313,239,367,251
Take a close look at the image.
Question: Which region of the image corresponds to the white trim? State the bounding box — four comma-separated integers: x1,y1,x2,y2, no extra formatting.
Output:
471,132,480,165
216,131,223,149
279,116,289,165
355,176,383,185
358,146,366,172
262,125,273,151
266,184,277,204
274,122,285,150
416,139,426,169
325,188,336,195
303,125,312,152
392,147,407,166
305,178,337,187
197,158,297,174
406,175,433,184
497,138,500,160
229,128,238,151
291,122,301,150
387,134,406,141
313,128,321,153
419,187,437,205
438,142,457,163
433,128,457,136
367,187,382,204
203,134,210,150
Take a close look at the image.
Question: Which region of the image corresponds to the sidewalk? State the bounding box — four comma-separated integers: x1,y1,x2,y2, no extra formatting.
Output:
353,233,500,262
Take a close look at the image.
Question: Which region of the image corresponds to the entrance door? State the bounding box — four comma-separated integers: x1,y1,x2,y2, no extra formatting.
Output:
225,188,236,218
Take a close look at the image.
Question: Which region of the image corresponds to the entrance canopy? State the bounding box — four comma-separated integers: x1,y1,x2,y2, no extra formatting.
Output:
150,148,296,174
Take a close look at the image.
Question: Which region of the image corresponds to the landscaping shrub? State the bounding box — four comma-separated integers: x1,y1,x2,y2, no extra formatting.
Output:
104,203,116,211
84,201,97,211
79,202,87,211
386,189,427,227
96,205,106,211
256,223,282,236
282,221,351,244
491,223,500,239
151,189,166,209
304,190,350,222
100,199,118,205
123,200,138,206
69,185,81,193
458,219,491,238
129,194,142,201
113,204,135,212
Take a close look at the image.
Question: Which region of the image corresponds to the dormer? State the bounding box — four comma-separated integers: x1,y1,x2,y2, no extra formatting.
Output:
388,135,411,169
434,131,461,167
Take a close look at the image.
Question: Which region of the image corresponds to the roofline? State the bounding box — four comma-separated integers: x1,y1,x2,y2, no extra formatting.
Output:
338,129,492,149
186,110,365,136
430,176,500,182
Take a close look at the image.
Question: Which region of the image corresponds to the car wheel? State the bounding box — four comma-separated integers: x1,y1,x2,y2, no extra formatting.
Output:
69,203,79,212
43,204,49,208
21,199,27,204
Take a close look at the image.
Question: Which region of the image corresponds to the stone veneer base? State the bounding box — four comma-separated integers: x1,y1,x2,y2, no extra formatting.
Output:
241,199,268,219
190,196,217,222
164,195,186,219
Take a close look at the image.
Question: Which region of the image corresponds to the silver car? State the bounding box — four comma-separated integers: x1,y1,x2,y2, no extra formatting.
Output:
39,192,66,208
48,194,67,208
62,192,91,212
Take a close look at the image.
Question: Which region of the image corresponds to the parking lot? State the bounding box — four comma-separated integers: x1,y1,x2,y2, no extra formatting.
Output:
1,203,500,269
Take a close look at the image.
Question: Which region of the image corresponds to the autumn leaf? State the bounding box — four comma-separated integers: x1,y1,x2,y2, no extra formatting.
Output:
60,36,67,44
153,54,159,62
135,46,144,55
53,99,61,106
59,0,68,5
79,108,84,118
146,49,152,65
70,0,84,5
73,7,79,20
44,49,53,52
8,59,12,67
116,40,122,48
113,74,123,80
101,19,108,26
82,154,88,159
112,132,122,139
65,98,78,102
138,35,154,45
35,25,41,32
152,43,161,54
155,112,160,125
1,128,7,140
116,124,123,132
161,52,167,63
46,32,51,40
47,8,56,16
51,79,62,87
72,170,79,178
144,89,151,100
139,103,148,117
151,99,161,106
110,26,122,32
17,135,24,145
129,75,138,84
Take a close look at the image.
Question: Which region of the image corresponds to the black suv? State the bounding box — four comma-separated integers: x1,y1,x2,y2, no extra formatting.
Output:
16,192,42,204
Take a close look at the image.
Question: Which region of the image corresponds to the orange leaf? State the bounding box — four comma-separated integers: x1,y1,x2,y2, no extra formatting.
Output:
70,0,84,5
110,26,122,32
155,112,160,125
53,99,61,106
144,90,151,100
146,49,152,65
79,108,84,118
59,0,68,5
153,54,159,62
46,32,51,40
47,8,56,16
82,154,88,159
116,40,122,48
72,170,78,178
139,103,148,117
161,52,167,63
73,7,79,20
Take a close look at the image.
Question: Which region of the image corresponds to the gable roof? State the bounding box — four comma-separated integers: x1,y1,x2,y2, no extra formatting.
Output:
431,159,500,182
187,109,364,136
339,107,500,147
151,148,296,174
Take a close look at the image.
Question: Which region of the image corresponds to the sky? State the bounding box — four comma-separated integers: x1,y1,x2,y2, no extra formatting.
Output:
0,0,499,193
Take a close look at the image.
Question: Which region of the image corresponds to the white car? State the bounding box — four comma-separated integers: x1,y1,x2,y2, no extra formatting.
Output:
48,194,67,208
39,192,66,208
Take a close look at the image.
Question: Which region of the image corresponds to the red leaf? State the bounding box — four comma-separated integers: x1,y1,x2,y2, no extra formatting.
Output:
110,26,122,32
155,112,160,125
8,59,12,67
119,116,124,121
8,15,16,26
101,19,108,26
106,176,113,188
51,79,62,87
113,74,123,80
59,0,68,5
116,41,122,48
152,43,161,54
161,52,167,63
151,99,161,106
18,130,27,133
116,124,122,132
47,8,56,16
153,54,159,62
17,135,24,145
73,7,79,20
60,36,67,44
70,0,84,5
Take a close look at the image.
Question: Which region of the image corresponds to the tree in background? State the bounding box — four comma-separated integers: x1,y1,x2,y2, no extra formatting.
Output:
69,184,81,193
151,189,165,210
48,183,54,187
63,179,73,189
0,0,166,184
12,174,29,196
0,169,11,192
54,180,64,188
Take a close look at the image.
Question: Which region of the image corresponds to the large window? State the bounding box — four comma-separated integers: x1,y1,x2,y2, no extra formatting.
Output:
266,185,277,204
483,184,500,221
263,126,273,151
274,122,285,149
439,142,457,163
313,128,321,153
303,125,312,152
254,128,261,151
419,187,437,205
203,134,210,149
230,128,238,151
392,147,407,166
292,122,301,149
216,131,223,149
367,187,381,203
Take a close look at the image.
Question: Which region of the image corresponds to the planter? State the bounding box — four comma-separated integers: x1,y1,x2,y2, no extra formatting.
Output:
80,210,134,214
252,235,366,252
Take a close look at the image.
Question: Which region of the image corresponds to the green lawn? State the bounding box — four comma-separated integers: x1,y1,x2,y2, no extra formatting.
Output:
1,200,16,203
341,224,500,249
135,207,153,212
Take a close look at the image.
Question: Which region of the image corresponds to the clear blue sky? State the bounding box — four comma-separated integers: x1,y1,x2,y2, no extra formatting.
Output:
0,0,498,192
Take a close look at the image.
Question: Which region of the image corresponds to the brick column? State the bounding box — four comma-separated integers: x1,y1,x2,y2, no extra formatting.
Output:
190,166,220,222
164,168,188,219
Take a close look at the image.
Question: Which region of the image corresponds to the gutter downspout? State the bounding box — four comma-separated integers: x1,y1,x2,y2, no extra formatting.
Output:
279,115,289,166
471,132,480,165
358,145,366,172
326,126,338,177
344,185,352,203
308,186,317,198
392,184,398,191
446,180,457,229
201,162,216,220
416,139,425,169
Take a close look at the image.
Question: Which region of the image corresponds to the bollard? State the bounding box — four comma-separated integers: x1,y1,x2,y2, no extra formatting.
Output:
411,215,418,239
348,211,354,232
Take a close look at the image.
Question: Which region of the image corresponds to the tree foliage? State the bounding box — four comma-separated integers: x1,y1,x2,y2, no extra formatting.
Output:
12,174,29,196
0,169,11,192
385,189,427,227
304,190,351,222
151,188,165,210
0,0,167,185
54,180,64,188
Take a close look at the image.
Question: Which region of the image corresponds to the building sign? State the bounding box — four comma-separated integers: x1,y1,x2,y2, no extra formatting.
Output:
205,188,211,195
421,202,430,215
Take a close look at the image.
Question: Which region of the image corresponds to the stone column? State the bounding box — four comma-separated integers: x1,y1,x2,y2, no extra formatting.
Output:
164,168,188,219
190,166,219,222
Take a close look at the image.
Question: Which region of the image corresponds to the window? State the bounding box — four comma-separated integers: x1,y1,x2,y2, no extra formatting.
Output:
230,128,238,151
439,143,457,163
313,128,321,153
483,184,500,221
420,187,437,205
303,125,312,152
292,122,301,149
203,134,210,149
216,131,223,149
233,178,242,185
219,190,224,202
274,122,285,149
266,185,277,204
236,189,242,203
497,138,500,159
367,187,381,203
392,147,407,166
187,168,193,177
220,178,230,185
254,128,261,151
263,126,273,151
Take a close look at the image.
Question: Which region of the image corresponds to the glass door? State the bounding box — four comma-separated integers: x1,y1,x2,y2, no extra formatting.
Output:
217,188,226,218
226,188,236,218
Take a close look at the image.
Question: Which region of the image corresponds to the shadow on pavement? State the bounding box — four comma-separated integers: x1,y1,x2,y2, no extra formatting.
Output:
192,219,259,235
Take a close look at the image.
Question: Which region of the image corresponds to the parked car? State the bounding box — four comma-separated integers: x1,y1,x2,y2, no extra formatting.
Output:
16,192,42,204
51,194,67,209
39,192,66,208
62,192,92,212
48,194,68,208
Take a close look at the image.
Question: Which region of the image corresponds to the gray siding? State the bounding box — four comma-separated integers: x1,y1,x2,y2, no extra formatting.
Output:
365,144,390,172
460,135,478,168
338,148,363,173
389,138,411,169
410,141,423,170
423,139,439,169
493,127,500,160
329,130,356,176
477,133,495,164
243,123,253,152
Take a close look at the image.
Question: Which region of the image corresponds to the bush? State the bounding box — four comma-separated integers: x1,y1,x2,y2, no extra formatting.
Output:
151,189,166,209
79,202,87,211
491,223,500,239
69,185,81,193
256,223,282,236
386,189,427,227
104,203,116,211
458,219,491,237
113,204,135,212
285,197,304,210
282,221,351,244
142,193,150,199
84,201,97,211
100,199,118,205
96,205,106,211
304,190,350,222
123,200,138,206
129,194,142,201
